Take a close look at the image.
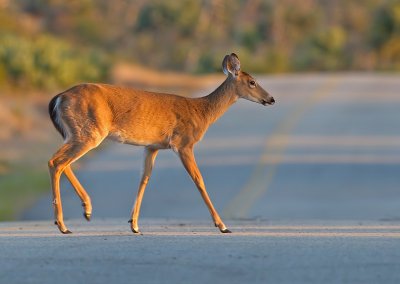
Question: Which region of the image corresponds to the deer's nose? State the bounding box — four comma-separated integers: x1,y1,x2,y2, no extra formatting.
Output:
270,97,275,104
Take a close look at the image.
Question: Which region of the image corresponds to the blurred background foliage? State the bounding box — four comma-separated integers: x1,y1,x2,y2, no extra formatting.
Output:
0,0,399,91
0,0,400,220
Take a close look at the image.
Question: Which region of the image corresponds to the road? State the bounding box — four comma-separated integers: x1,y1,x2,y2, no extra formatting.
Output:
4,73,400,283
1,219,400,283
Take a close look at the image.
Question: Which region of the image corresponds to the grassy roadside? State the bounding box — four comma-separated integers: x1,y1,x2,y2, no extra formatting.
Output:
0,168,49,221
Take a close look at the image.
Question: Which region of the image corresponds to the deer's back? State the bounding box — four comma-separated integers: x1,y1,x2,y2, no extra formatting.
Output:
58,83,208,148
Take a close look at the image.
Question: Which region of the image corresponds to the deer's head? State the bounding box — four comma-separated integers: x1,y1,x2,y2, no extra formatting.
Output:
222,53,275,106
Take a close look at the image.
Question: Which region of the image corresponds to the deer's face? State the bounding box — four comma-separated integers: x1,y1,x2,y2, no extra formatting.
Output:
222,53,275,106
236,72,275,106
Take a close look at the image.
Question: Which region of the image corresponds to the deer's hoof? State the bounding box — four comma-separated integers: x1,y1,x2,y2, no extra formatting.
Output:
128,219,141,234
55,220,72,234
84,212,91,221
221,228,232,233
131,228,141,234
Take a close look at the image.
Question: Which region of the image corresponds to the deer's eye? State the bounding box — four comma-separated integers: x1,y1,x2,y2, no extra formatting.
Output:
249,80,256,87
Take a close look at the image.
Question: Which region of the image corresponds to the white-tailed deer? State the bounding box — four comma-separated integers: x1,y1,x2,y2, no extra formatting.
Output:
48,53,275,234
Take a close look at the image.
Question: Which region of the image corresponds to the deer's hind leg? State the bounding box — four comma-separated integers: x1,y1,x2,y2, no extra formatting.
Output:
48,140,98,234
64,165,92,221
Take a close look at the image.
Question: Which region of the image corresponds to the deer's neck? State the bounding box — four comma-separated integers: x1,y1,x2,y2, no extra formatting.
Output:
202,78,238,125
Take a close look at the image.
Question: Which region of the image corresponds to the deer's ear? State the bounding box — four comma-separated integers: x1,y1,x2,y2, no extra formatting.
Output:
222,53,241,77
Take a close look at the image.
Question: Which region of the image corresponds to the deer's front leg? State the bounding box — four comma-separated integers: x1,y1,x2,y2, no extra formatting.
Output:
178,147,231,233
129,147,159,233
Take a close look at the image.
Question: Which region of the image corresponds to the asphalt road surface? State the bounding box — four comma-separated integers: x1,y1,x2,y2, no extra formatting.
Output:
1,219,400,283
4,73,400,283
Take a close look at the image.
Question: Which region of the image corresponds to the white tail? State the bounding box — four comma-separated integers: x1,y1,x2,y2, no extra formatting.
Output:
48,53,275,234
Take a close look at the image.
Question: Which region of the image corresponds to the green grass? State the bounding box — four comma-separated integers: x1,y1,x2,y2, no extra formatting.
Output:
0,169,49,221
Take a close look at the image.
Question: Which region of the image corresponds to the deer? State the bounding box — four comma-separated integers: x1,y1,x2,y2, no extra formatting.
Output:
48,53,275,234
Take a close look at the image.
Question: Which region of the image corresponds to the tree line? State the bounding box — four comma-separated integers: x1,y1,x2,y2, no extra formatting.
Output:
0,0,399,90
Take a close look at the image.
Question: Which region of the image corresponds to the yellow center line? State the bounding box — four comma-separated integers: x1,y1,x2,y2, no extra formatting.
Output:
222,76,340,219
